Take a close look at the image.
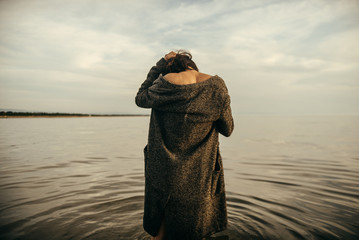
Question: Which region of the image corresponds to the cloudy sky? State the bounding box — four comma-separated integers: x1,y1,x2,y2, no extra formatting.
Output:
0,0,358,115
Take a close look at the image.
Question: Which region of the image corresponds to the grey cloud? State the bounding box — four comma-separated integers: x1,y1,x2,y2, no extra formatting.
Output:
0,0,358,115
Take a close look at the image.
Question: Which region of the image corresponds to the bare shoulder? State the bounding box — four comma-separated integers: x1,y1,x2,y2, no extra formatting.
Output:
163,72,177,79
197,72,213,83
164,71,213,85
163,73,182,84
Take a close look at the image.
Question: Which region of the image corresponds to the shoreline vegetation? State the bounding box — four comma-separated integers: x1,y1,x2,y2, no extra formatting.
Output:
0,111,149,118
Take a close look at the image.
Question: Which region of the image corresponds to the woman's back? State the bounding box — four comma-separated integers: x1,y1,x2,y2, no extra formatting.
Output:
149,75,226,154
164,70,213,85
135,51,234,240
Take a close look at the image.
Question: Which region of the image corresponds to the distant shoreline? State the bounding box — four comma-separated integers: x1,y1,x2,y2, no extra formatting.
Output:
0,111,149,118
0,115,149,118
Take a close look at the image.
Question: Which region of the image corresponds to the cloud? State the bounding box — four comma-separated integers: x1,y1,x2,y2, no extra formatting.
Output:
0,0,358,114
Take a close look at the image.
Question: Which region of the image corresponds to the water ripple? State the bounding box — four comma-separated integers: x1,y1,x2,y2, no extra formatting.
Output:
1,116,359,239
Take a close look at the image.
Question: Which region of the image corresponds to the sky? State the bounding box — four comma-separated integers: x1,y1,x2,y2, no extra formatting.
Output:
0,0,358,115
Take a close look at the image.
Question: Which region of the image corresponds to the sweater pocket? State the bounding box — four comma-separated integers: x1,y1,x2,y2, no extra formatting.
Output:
211,148,222,197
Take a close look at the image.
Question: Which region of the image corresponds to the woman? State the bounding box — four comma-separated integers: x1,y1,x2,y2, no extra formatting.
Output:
135,50,234,240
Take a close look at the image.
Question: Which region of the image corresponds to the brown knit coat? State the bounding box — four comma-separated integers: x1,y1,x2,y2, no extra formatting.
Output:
135,58,234,239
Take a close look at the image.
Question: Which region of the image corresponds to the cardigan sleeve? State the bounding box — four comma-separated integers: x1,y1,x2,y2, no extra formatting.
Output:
135,58,167,108
216,94,234,137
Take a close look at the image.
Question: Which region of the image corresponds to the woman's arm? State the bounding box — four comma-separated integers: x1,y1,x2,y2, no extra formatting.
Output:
135,52,176,108
216,95,234,137
135,58,167,108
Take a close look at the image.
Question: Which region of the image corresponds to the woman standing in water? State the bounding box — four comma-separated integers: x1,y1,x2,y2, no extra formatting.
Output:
135,50,234,240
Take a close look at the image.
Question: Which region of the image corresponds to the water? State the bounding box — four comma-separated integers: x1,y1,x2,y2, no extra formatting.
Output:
0,115,358,240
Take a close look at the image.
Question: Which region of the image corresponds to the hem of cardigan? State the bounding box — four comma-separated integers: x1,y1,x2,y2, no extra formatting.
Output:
143,193,172,237
144,225,228,239
203,224,228,238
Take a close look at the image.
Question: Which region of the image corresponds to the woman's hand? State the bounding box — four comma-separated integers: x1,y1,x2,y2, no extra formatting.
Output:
164,51,176,61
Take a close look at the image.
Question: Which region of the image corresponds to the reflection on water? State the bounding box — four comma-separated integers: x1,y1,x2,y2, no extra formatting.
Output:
0,116,358,239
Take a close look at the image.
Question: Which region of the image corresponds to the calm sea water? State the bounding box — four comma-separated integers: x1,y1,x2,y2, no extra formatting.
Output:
0,115,358,240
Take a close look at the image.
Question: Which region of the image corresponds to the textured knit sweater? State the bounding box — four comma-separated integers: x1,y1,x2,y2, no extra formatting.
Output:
135,58,234,240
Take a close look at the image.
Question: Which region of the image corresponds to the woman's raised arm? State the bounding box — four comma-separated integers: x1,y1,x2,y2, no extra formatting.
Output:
135,58,167,108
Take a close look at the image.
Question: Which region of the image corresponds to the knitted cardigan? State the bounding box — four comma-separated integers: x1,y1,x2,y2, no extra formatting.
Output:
135,58,234,239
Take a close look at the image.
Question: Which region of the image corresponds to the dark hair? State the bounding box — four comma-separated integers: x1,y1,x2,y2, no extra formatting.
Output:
165,50,199,74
